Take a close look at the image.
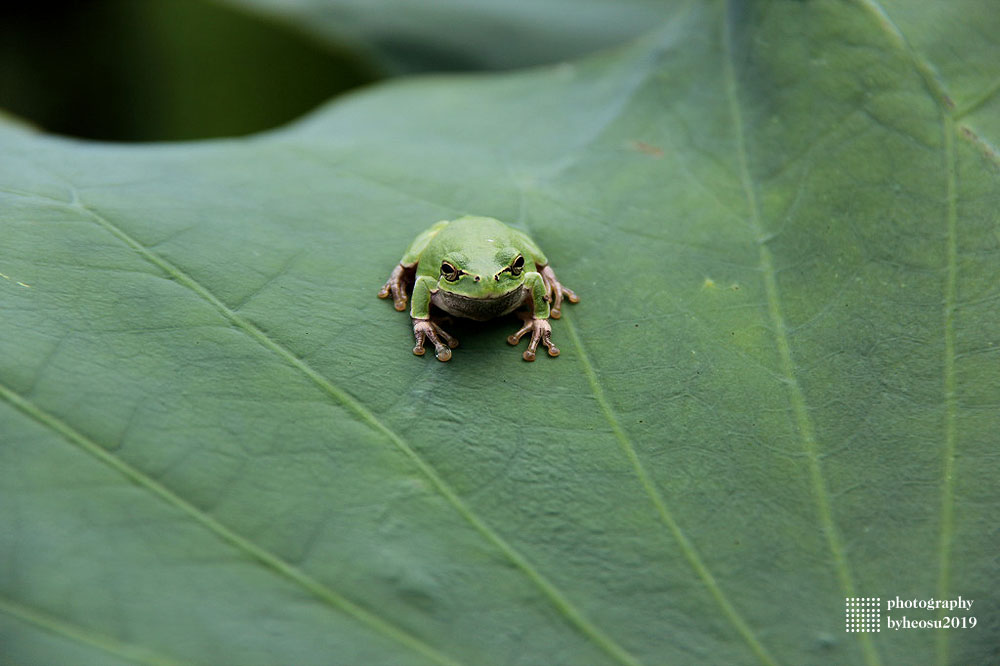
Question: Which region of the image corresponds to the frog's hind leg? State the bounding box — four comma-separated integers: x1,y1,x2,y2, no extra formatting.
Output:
506,311,534,348
539,265,579,319
378,220,450,311
378,262,416,311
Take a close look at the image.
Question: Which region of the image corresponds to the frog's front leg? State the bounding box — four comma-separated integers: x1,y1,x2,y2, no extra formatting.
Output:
410,275,459,361
538,265,579,319
413,319,458,361
507,272,559,361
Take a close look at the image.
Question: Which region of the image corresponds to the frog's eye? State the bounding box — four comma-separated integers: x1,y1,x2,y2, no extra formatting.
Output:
441,261,460,282
510,255,525,277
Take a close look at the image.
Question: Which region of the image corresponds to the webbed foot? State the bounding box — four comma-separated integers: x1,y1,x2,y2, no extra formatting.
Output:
413,318,459,361
507,312,559,361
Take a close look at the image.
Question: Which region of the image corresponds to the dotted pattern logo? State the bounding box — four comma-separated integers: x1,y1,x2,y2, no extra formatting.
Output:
846,597,881,632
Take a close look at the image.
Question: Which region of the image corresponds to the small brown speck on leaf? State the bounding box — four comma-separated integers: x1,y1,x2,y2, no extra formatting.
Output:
630,141,664,158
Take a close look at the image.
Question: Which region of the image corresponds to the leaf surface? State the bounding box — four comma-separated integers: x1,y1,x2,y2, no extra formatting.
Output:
2,1,998,664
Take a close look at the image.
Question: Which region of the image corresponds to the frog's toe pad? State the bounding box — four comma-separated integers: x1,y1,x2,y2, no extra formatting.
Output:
413,318,457,361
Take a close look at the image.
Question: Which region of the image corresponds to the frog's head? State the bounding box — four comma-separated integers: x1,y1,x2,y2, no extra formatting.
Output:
435,246,530,300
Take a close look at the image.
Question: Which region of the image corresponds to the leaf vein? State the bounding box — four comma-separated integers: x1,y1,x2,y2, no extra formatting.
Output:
956,123,1000,167
953,75,1000,120
847,6,966,663
854,0,953,110
0,383,459,665
0,596,186,666
936,113,959,666
722,4,880,665
855,0,1000,167
561,313,777,666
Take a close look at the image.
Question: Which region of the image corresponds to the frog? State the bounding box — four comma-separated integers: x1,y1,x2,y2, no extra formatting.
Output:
378,215,579,362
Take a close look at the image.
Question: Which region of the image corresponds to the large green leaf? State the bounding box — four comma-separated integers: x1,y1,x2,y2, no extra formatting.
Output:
2,1,998,664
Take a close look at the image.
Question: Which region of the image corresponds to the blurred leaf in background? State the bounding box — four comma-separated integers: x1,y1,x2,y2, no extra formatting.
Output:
218,0,671,73
0,0,669,141
0,0,380,141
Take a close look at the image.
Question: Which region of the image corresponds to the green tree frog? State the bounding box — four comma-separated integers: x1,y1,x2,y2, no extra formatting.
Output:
378,215,579,362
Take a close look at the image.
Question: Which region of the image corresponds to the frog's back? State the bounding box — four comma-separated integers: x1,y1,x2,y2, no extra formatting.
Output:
417,215,514,269
435,215,512,246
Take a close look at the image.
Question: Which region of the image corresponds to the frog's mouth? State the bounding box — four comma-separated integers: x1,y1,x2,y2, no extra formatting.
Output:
431,286,527,321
